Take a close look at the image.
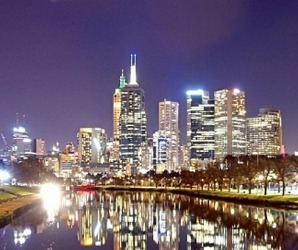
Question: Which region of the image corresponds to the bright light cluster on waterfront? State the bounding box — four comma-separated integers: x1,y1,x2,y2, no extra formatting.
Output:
40,183,61,222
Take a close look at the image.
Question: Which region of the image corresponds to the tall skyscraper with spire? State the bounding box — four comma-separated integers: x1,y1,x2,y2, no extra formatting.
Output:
111,70,127,163
119,54,147,175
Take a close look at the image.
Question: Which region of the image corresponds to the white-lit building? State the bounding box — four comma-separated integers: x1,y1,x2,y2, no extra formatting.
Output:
77,128,108,168
214,89,246,160
12,126,32,157
247,108,282,156
158,100,180,171
187,90,215,165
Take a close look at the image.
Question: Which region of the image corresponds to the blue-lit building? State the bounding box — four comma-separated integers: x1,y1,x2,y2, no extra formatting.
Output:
187,90,215,165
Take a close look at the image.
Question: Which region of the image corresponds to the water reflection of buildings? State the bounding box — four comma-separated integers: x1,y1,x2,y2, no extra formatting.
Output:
61,191,298,250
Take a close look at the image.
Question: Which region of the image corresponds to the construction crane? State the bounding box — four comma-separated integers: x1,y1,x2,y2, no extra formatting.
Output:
0,133,7,149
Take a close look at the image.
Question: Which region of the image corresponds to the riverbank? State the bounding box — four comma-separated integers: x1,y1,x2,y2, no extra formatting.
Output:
0,186,41,228
95,185,298,210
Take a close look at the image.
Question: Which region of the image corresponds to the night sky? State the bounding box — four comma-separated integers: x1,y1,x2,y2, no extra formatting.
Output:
0,0,297,153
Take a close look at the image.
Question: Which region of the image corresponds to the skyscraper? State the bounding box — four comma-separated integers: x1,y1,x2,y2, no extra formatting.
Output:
247,108,282,156
186,90,215,165
158,99,179,171
12,114,32,158
214,88,246,160
119,54,147,174
77,127,107,168
111,70,127,161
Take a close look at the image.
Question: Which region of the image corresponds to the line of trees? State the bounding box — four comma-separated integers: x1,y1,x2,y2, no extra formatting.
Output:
11,157,59,184
93,155,298,196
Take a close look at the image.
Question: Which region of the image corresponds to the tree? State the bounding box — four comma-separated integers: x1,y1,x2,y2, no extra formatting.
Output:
273,155,298,196
12,156,57,184
257,156,274,195
241,155,258,194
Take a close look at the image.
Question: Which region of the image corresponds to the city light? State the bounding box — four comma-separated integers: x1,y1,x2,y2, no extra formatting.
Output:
0,170,10,182
186,89,204,96
233,88,240,94
40,183,61,222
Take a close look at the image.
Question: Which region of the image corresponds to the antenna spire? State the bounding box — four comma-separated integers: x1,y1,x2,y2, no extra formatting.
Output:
119,69,127,88
129,54,138,86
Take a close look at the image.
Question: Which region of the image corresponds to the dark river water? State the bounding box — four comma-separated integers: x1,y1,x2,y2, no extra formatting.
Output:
1,190,298,250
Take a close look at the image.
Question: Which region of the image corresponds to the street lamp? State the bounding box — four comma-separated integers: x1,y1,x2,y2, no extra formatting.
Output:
0,170,10,184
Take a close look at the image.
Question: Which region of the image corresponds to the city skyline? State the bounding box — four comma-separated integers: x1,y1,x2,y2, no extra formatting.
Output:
0,1,297,153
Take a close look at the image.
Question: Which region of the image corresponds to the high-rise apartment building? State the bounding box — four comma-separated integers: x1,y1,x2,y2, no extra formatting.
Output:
77,127,107,168
119,54,147,174
158,100,179,171
247,108,282,156
214,88,246,160
187,90,215,165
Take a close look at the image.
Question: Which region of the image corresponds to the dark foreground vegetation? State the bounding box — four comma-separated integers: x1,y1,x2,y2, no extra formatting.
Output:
82,155,298,197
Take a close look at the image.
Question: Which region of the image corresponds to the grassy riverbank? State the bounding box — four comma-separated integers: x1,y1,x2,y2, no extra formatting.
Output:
96,185,298,210
0,185,41,228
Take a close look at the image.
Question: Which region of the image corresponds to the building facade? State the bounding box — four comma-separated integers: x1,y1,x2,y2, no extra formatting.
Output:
158,100,179,171
187,90,215,165
12,126,31,158
214,88,246,160
32,138,45,156
247,108,282,156
111,70,127,162
119,55,147,174
152,131,170,173
77,127,107,168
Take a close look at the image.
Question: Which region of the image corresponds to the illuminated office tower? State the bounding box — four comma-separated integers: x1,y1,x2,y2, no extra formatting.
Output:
247,108,282,156
77,128,107,168
158,100,179,171
214,89,246,160
111,70,127,161
119,54,147,174
187,90,215,165
12,115,32,157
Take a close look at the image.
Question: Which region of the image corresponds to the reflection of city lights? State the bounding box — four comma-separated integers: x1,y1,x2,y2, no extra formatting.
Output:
94,222,101,237
13,228,32,245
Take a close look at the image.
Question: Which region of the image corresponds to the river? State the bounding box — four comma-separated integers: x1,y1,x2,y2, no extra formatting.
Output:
0,190,298,250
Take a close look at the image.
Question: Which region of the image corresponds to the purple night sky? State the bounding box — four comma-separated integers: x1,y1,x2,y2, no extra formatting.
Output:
0,0,297,153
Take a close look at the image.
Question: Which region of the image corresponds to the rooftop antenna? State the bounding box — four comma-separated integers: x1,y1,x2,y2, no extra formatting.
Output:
22,114,26,126
129,54,138,85
16,113,19,127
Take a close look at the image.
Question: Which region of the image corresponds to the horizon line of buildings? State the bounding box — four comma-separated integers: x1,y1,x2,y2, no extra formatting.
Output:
0,54,285,177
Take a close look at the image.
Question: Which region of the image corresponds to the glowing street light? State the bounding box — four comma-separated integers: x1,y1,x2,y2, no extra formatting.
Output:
0,170,10,183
